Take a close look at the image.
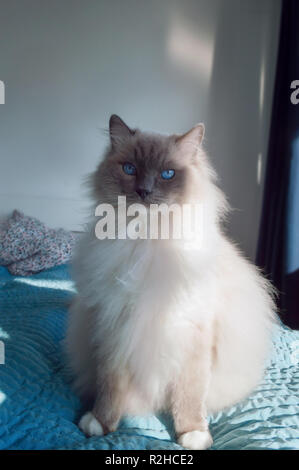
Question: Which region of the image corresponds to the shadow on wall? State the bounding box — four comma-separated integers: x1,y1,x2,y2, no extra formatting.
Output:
166,1,218,88
205,0,281,260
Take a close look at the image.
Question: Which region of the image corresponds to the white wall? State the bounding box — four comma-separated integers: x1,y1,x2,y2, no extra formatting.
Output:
0,0,281,259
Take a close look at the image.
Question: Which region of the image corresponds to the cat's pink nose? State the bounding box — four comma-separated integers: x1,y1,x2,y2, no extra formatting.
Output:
136,188,150,200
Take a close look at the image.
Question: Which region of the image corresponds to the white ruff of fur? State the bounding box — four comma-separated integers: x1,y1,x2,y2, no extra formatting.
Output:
66,145,276,418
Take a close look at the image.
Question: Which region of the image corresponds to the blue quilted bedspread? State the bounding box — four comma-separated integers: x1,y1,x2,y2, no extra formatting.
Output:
0,264,298,450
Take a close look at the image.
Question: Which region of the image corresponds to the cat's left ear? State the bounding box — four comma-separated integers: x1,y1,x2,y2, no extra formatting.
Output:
175,123,205,150
109,114,135,148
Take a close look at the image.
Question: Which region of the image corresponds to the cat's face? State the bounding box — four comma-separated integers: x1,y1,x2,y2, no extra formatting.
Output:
93,115,205,206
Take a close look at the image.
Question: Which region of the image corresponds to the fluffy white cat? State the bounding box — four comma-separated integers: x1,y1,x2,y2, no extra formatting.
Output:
65,115,276,450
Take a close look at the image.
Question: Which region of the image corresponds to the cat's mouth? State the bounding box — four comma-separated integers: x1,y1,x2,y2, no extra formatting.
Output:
126,193,159,206
118,190,174,207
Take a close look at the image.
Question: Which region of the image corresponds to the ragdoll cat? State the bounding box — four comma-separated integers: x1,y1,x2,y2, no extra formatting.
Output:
66,115,276,450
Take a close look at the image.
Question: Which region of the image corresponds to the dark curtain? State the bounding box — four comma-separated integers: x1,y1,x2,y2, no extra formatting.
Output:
256,0,299,329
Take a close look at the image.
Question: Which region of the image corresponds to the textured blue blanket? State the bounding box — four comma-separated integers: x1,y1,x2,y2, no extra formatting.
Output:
0,265,298,450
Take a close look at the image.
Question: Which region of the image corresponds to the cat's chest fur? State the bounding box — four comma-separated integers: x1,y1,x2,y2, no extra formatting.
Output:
78,235,215,409
87,236,212,325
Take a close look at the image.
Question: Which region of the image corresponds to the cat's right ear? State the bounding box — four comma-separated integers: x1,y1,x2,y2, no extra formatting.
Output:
175,124,205,149
109,114,135,148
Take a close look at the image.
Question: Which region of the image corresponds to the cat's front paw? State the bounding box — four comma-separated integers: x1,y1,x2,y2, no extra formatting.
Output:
178,430,213,450
78,412,104,437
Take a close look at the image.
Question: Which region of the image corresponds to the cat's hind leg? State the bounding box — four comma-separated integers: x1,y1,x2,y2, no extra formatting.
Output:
171,329,213,450
79,372,129,437
79,411,104,437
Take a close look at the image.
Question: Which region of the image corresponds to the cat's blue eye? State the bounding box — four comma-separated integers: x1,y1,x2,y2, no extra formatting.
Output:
123,162,136,176
161,169,175,180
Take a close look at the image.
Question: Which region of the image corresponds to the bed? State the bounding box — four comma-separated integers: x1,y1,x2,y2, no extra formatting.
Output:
0,264,298,450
